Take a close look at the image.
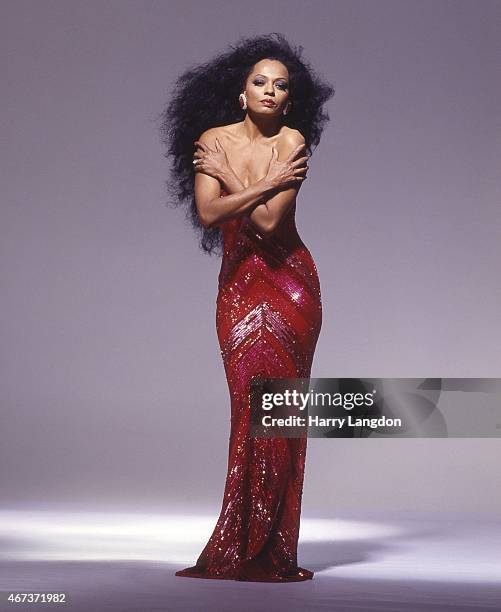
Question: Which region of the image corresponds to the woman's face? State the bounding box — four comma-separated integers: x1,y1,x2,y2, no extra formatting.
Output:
243,59,290,117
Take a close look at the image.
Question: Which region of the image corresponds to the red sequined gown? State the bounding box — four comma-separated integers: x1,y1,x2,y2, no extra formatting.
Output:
175,189,322,582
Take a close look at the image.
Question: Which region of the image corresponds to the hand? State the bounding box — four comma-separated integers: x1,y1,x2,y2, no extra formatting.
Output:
264,143,309,189
193,138,230,180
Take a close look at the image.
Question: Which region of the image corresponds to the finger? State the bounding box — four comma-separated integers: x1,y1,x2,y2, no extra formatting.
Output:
194,140,210,152
286,142,306,161
214,138,220,152
293,166,308,175
271,146,278,160
193,151,204,159
194,141,208,152
291,155,309,168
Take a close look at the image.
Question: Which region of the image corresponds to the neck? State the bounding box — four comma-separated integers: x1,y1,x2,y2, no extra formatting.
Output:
242,113,281,142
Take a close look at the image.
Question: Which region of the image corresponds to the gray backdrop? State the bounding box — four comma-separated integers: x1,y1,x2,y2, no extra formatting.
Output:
1,0,500,519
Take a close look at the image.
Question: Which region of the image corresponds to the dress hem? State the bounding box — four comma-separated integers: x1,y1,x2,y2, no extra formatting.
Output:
175,565,314,583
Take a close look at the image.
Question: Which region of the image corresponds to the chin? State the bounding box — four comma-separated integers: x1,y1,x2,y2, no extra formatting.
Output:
252,106,280,115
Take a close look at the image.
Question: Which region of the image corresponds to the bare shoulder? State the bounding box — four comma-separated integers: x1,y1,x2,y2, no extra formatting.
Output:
198,123,241,146
197,126,221,147
277,127,305,157
281,125,306,147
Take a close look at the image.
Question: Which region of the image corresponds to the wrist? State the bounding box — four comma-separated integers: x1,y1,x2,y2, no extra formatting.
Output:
259,177,277,193
218,166,237,188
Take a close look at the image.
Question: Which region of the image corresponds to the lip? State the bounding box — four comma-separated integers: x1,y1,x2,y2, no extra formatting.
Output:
260,99,277,107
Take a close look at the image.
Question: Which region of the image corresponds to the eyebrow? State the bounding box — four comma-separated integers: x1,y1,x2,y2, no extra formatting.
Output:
253,73,289,81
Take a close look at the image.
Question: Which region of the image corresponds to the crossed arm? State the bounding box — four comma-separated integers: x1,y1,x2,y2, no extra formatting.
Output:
215,155,295,233
193,130,308,236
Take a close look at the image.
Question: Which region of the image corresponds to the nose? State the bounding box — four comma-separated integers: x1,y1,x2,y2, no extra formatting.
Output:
264,82,274,96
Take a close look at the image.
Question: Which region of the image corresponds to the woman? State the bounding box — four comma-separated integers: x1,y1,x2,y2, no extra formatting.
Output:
159,33,334,582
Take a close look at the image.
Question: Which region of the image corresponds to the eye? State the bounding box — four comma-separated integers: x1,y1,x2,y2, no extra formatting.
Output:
253,79,265,86
276,82,288,90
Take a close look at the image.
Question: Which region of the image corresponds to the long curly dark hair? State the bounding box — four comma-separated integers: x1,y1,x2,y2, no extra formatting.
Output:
157,32,335,256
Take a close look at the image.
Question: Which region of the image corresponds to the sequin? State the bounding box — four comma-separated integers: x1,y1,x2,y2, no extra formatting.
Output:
175,189,322,583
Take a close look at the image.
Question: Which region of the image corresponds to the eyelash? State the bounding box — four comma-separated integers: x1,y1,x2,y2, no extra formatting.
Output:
253,80,288,90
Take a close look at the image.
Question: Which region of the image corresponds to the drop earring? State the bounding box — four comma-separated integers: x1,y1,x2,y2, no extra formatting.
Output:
283,101,292,116
239,93,247,110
